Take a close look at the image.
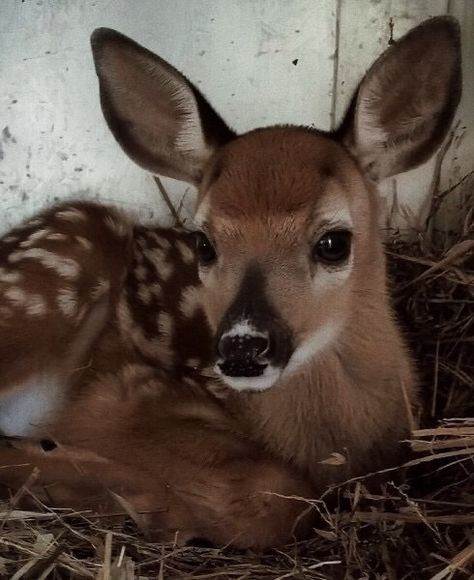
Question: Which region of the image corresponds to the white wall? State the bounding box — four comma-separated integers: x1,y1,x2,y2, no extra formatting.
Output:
0,0,472,233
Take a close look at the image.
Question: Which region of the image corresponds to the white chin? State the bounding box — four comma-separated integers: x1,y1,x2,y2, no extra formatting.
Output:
214,364,282,392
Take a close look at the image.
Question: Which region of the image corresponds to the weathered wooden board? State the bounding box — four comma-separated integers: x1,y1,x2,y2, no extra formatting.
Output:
0,0,335,230
0,0,472,232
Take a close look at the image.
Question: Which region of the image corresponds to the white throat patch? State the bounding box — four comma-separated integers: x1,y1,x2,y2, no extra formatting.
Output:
284,320,342,376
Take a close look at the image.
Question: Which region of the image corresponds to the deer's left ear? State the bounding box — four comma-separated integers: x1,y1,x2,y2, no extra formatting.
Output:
338,16,462,181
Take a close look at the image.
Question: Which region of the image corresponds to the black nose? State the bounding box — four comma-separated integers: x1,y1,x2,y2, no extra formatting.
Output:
217,334,269,378
218,334,269,361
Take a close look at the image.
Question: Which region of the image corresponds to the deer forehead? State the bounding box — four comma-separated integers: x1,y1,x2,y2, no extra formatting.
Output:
195,128,368,241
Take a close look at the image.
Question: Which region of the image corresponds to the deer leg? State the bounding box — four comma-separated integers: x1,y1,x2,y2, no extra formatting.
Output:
0,428,314,550
1,368,316,551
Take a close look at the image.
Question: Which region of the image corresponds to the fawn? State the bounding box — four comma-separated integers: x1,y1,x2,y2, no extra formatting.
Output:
0,17,461,548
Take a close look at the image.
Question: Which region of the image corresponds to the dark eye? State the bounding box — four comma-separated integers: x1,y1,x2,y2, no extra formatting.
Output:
193,232,217,265
313,230,352,264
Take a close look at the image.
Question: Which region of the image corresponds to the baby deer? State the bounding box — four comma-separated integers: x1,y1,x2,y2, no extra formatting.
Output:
0,17,461,548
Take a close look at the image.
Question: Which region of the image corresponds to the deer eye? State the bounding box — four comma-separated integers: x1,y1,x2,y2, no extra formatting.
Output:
312,230,352,264
193,232,217,265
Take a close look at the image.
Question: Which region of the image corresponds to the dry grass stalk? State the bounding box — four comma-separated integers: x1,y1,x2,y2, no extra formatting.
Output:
0,182,473,578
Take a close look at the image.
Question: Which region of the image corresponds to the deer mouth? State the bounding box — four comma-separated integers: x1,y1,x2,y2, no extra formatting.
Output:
217,358,268,378
214,317,293,392
214,361,283,392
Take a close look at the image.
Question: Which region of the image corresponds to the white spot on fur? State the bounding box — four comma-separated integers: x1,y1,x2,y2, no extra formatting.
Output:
148,232,172,251
56,208,87,222
4,287,46,317
116,295,174,368
4,286,27,306
144,246,167,264
150,282,162,298
176,240,195,264
103,214,129,238
179,286,201,318
285,321,343,375
2,235,19,243
24,218,43,228
91,278,110,300
0,376,64,436
74,235,93,251
157,311,173,338
57,286,78,317
46,232,68,242
20,228,52,248
26,294,47,316
0,268,22,284
143,248,173,281
138,284,152,305
8,248,80,280
185,357,201,369
156,259,174,281
135,265,147,282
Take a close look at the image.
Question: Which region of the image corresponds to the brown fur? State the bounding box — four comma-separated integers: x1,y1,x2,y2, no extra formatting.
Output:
0,203,312,548
0,17,462,548
197,129,415,483
1,364,313,549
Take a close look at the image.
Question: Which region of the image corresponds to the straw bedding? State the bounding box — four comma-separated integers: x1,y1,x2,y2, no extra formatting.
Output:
0,183,472,579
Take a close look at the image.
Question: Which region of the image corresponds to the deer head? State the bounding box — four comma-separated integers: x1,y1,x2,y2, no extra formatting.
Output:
91,17,461,392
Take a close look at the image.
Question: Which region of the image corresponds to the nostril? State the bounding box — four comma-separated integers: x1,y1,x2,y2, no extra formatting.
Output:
218,333,270,360
249,335,270,358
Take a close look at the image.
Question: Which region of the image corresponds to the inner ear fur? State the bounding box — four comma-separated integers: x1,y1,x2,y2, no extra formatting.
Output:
91,28,235,185
338,16,462,181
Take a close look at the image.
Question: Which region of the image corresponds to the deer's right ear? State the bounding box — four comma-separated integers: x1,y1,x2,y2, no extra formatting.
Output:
91,28,235,185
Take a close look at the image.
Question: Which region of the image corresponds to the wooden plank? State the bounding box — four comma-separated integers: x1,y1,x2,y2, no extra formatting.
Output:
435,0,474,230
335,1,448,124
0,1,470,232
335,1,453,230
0,0,335,231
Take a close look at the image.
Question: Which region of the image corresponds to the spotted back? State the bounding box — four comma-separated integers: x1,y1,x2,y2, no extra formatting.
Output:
114,224,213,381
0,201,214,436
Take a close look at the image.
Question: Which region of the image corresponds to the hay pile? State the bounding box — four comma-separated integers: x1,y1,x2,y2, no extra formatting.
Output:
1,186,472,579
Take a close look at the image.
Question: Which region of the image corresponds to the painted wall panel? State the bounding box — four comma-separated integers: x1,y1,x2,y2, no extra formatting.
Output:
439,0,474,230
0,0,472,234
335,0,455,229
0,0,335,231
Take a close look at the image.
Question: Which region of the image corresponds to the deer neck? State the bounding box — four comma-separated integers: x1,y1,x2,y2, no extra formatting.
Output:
232,299,415,488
